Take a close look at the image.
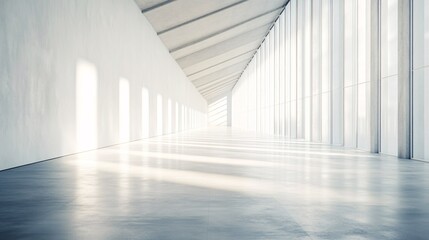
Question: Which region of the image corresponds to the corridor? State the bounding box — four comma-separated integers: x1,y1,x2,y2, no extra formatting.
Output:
1,128,428,240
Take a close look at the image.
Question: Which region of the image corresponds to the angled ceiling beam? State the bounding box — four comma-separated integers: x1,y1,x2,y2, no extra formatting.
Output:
231,0,290,91
179,37,262,70
206,93,231,102
204,86,235,100
194,72,240,89
141,0,175,14
157,0,247,35
191,61,248,86
171,22,272,59
169,6,285,53
205,85,234,96
199,79,238,94
193,69,242,86
196,74,239,90
199,77,238,92
207,93,230,104
206,92,232,102
187,49,256,78
201,82,236,95
204,90,234,102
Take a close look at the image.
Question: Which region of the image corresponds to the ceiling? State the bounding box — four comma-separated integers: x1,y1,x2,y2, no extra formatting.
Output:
135,0,288,101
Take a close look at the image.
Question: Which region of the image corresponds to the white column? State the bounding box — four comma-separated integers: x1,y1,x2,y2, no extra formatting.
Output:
398,0,411,158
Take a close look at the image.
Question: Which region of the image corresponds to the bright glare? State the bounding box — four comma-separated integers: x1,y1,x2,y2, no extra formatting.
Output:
74,152,98,215
167,98,172,134
175,102,179,132
68,153,370,203
119,78,130,142
121,150,277,167
76,59,98,151
119,145,130,207
142,87,150,138
181,105,185,131
157,94,163,135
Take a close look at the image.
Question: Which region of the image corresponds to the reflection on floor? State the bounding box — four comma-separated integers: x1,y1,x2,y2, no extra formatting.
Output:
1,127,429,239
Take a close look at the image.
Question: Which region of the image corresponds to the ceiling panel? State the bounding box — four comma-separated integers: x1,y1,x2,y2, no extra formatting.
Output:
203,85,236,100
136,0,172,13
177,25,268,68
194,72,240,89
202,82,236,96
191,60,248,86
170,10,281,59
143,0,246,32
184,42,259,76
197,75,239,92
158,0,285,50
187,50,255,81
137,0,288,100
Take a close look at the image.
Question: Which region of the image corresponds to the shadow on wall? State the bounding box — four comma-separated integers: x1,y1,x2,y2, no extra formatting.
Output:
75,59,206,152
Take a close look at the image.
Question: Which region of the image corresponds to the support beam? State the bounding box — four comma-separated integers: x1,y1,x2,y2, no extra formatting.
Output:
197,77,238,92
201,83,236,97
194,72,239,88
201,82,236,95
141,0,175,14
370,0,380,153
169,6,284,53
187,50,255,78
397,0,412,158
191,61,248,85
203,85,235,99
331,0,344,146
158,0,247,35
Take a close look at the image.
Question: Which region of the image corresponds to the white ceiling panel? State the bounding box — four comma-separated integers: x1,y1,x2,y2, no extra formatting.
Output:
144,0,246,32
188,51,254,81
136,0,172,13
192,61,248,86
171,11,279,59
197,75,239,92
183,41,259,75
158,0,285,50
194,72,240,89
177,25,268,68
137,0,289,100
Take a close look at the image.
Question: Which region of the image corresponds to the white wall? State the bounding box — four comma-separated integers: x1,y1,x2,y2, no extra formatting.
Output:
0,0,207,170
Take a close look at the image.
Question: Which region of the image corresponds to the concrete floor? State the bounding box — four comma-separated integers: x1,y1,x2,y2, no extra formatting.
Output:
1,128,429,240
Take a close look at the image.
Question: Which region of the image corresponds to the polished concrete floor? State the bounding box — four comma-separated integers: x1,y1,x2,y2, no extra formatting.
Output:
1,128,429,239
